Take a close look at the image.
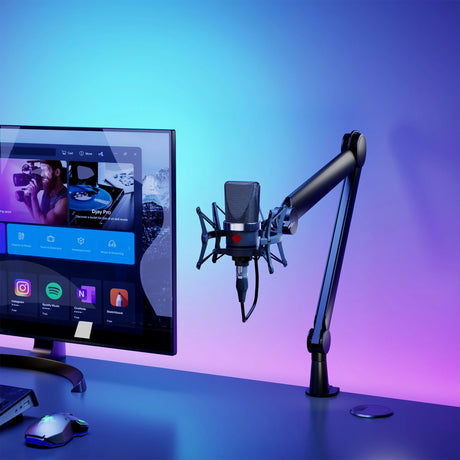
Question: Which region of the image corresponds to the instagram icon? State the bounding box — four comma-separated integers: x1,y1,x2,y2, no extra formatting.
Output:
15,279,32,297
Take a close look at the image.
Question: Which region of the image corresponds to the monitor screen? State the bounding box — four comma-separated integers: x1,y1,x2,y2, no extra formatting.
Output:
0,126,176,355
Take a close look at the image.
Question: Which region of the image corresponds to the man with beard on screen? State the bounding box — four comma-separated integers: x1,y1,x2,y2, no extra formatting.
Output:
23,160,68,226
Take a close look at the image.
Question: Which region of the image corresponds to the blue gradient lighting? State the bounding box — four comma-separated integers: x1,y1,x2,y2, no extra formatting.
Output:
0,0,459,407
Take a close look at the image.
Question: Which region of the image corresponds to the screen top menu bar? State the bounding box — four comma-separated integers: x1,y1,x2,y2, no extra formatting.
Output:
2,144,141,165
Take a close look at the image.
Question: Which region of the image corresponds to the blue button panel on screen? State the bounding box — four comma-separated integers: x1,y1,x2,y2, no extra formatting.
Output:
7,224,134,265
0,223,5,254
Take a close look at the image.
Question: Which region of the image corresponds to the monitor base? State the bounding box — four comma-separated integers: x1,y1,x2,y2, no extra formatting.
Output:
0,340,86,392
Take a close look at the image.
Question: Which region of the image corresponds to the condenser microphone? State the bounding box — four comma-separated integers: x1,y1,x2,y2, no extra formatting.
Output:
196,179,286,321
224,181,260,306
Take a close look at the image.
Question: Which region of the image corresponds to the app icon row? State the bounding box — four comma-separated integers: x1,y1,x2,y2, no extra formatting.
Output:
11,277,129,308
0,272,135,326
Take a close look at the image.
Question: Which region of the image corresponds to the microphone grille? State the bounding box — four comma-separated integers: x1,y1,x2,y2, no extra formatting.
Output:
224,181,260,223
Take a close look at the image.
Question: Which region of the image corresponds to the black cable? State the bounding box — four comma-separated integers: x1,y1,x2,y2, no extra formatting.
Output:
240,257,260,322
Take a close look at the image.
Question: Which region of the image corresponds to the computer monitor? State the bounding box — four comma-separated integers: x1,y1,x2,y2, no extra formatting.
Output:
0,125,176,360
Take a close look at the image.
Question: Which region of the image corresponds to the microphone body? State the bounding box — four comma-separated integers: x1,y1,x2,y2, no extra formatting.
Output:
224,181,260,303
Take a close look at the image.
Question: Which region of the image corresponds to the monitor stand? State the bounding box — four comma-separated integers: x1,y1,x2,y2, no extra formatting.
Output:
0,339,86,392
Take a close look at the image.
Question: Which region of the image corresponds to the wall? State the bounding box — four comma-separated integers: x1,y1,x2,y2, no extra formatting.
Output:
0,0,458,407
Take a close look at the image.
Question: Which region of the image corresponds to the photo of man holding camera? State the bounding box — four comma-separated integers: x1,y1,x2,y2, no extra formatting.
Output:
21,160,68,226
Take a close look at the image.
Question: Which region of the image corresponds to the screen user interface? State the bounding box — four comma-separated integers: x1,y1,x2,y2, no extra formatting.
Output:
0,126,176,354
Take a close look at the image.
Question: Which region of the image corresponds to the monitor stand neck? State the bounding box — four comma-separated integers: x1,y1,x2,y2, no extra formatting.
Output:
0,339,86,392
31,339,67,361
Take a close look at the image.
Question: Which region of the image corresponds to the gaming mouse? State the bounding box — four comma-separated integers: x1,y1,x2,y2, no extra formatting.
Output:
25,413,88,447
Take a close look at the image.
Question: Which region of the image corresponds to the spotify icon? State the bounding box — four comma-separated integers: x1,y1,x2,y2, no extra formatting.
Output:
46,282,63,300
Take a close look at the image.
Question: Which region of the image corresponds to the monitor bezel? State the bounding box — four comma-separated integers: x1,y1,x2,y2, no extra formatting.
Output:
0,125,177,356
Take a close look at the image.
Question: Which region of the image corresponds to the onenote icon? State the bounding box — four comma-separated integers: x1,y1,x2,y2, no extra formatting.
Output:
77,285,96,304
45,282,63,300
110,289,128,307
15,279,31,297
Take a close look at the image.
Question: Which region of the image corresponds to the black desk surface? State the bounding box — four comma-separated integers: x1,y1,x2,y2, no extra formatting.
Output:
0,347,459,460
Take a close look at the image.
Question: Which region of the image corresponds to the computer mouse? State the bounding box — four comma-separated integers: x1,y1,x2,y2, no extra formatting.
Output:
25,413,88,447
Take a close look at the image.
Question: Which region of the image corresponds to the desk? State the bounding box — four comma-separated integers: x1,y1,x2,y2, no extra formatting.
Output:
0,347,459,460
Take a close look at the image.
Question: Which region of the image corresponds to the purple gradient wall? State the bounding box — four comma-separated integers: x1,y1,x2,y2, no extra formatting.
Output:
0,0,459,407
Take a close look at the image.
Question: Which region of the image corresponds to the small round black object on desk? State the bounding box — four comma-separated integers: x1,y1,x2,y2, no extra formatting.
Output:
350,404,393,418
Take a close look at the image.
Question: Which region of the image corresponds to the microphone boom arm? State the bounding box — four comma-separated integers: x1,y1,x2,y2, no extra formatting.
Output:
281,131,366,397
